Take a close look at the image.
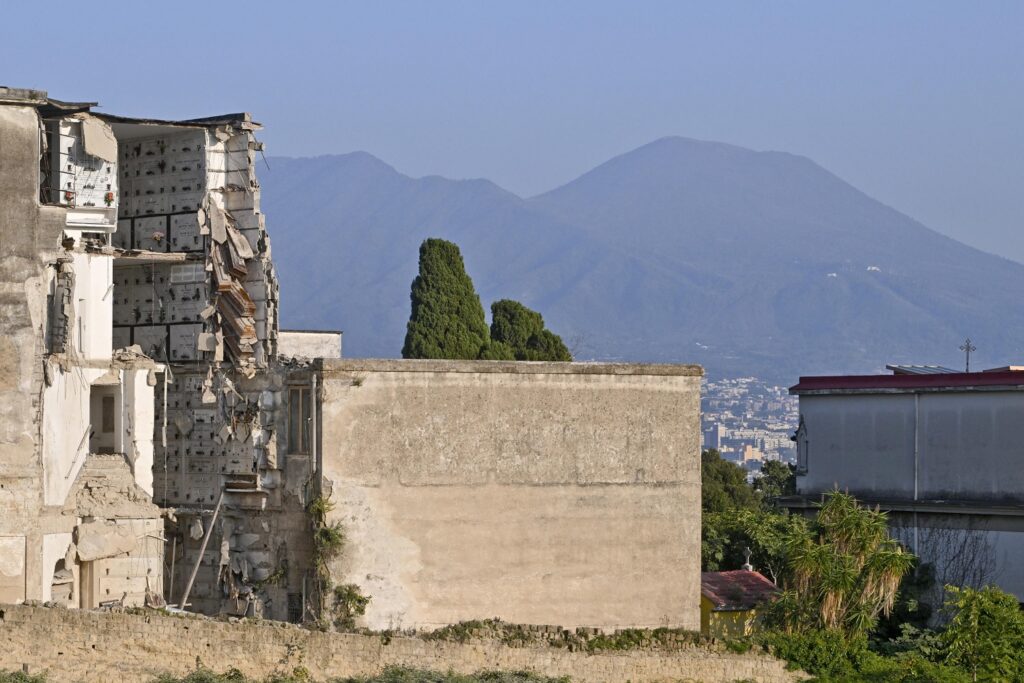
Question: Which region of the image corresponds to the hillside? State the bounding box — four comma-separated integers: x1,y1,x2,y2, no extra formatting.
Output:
259,138,1024,382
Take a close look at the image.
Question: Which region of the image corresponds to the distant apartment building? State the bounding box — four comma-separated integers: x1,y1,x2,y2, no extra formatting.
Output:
785,365,1024,602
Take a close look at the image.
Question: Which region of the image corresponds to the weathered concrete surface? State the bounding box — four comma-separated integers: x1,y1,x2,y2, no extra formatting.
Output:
1,93,164,608
0,604,801,683
0,100,66,603
318,359,703,631
279,329,342,359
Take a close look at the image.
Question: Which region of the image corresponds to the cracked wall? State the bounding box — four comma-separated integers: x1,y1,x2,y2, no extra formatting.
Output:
0,89,163,608
317,359,703,632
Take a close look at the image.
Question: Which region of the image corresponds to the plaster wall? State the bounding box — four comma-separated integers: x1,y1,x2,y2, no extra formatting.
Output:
40,532,72,603
124,368,155,495
0,536,26,603
278,330,342,359
42,365,104,506
70,251,112,360
319,359,702,632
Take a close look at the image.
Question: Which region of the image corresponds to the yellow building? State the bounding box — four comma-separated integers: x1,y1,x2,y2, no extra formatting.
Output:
700,570,778,639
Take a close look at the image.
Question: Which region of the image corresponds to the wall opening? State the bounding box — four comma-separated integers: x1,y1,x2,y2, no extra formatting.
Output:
288,387,311,454
89,384,119,454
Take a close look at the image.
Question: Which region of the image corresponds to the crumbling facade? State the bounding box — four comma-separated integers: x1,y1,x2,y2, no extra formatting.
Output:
0,87,314,619
3,86,704,632
0,88,163,607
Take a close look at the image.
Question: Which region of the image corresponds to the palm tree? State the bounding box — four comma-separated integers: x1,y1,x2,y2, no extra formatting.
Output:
773,491,915,636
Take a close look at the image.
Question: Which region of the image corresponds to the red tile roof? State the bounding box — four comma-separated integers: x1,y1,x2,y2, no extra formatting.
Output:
701,570,779,611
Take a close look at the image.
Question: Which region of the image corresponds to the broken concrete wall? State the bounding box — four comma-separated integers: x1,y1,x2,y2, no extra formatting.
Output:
279,329,342,359
100,113,305,619
317,359,704,632
0,92,70,603
0,89,164,609
156,362,315,620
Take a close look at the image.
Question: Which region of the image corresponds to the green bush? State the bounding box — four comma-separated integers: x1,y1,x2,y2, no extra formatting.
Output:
941,585,1024,680
0,672,48,683
489,300,571,362
760,629,870,678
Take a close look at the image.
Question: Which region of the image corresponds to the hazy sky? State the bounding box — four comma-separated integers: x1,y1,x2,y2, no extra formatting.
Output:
3,1,1021,260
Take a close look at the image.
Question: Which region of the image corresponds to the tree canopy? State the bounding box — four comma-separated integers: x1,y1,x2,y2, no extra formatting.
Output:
490,299,572,362
401,240,571,362
402,239,490,360
753,460,796,502
701,449,760,514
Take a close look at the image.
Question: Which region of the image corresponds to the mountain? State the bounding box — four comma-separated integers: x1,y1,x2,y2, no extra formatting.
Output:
259,138,1024,383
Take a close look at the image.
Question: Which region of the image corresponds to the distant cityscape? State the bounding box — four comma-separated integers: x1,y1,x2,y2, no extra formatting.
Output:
702,377,799,469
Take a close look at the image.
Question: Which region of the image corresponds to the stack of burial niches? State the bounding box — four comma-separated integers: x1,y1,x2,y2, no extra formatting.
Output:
152,372,270,506
111,124,279,371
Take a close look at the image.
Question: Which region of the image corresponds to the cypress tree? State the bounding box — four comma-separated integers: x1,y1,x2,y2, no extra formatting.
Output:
402,238,490,359
490,299,572,361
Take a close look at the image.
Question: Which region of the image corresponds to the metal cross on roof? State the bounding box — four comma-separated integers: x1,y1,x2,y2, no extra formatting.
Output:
959,338,977,372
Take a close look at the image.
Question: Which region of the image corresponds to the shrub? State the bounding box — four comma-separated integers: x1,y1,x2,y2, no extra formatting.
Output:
941,585,1024,680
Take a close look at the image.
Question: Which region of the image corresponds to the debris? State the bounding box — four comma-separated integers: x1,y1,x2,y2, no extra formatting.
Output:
75,114,118,163
76,521,137,561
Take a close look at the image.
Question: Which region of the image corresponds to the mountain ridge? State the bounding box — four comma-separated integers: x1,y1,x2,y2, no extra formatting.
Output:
259,138,1024,383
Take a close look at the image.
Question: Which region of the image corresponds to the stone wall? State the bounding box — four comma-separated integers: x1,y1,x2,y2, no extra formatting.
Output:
317,359,703,632
0,604,800,683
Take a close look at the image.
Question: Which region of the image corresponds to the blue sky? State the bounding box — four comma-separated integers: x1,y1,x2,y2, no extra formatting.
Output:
2,1,1021,260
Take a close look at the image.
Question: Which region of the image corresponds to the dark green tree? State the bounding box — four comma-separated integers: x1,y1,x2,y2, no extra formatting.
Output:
490,299,572,361
402,239,490,360
754,460,797,503
701,449,760,514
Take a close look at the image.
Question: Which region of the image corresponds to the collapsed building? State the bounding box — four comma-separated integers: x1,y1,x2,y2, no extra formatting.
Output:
1,86,703,631
0,87,317,619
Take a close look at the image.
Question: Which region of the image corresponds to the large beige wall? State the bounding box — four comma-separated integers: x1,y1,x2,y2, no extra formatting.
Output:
318,359,702,631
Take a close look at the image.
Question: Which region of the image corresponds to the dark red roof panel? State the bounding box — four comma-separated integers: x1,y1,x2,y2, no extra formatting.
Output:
790,370,1024,394
700,570,778,611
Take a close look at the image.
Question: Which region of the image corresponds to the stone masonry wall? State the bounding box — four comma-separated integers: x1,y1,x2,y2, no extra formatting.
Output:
0,604,801,683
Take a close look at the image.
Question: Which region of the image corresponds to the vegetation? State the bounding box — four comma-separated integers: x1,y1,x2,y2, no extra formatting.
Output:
0,672,47,683
307,495,370,631
699,449,1024,681
770,491,915,636
752,460,796,501
940,585,1024,680
336,669,570,683
489,300,571,361
701,449,761,514
402,238,491,360
149,668,573,683
401,239,570,361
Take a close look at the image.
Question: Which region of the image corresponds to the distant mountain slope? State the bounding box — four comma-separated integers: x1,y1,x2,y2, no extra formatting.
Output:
260,139,1024,382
